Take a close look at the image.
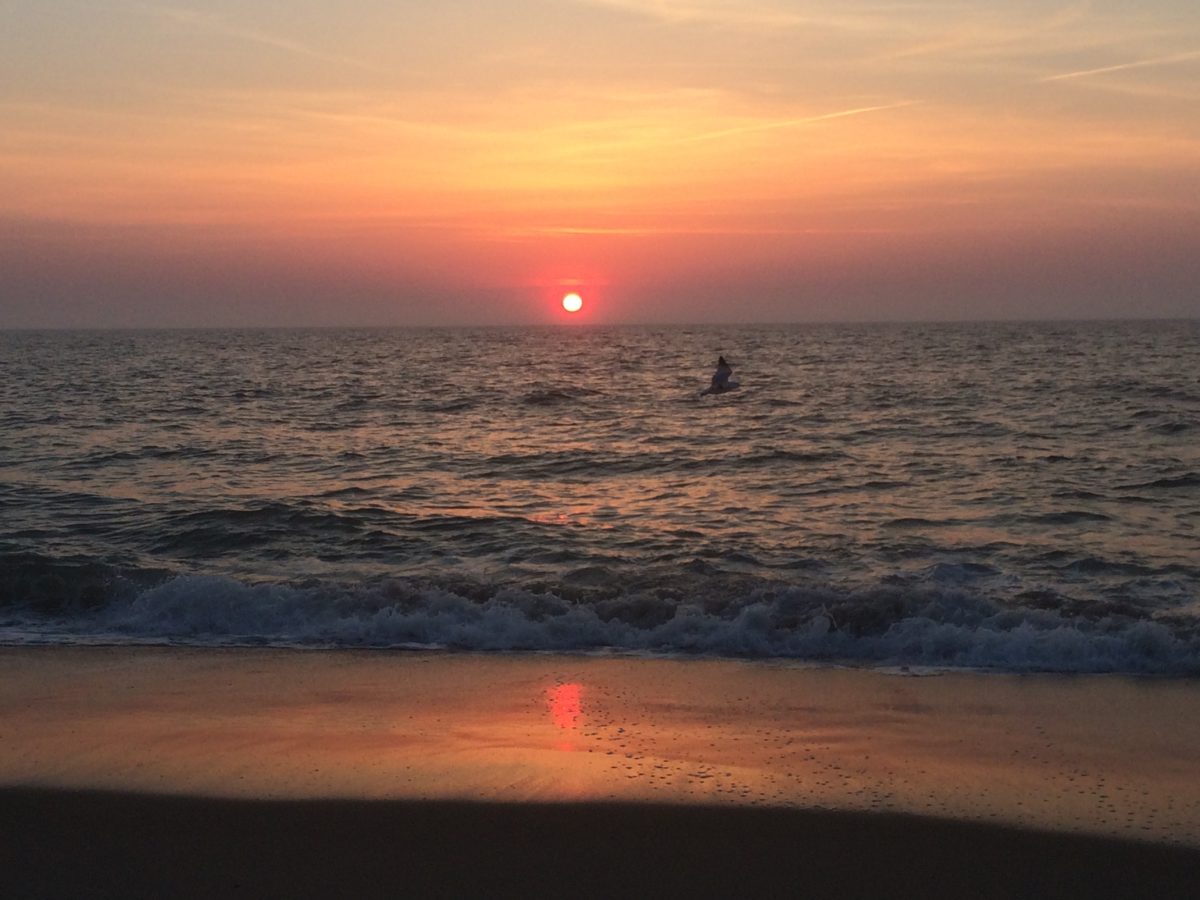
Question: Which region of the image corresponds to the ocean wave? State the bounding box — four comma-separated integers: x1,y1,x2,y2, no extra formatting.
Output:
739,449,850,466
1021,511,1113,525
1120,473,1200,491
472,447,844,479
883,517,968,530
2,559,1197,674
520,386,602,407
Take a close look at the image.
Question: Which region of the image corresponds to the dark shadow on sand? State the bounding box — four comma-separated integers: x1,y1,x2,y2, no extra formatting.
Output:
2,788,1197,899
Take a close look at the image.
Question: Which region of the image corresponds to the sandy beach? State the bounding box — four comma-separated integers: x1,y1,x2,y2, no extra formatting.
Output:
2,646,1198,897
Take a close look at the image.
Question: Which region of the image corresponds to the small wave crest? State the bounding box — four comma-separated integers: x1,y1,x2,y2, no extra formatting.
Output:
1120,472,1200,491
520,386,602,407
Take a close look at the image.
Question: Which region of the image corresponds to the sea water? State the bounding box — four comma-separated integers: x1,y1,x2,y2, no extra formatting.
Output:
1,322,1197,672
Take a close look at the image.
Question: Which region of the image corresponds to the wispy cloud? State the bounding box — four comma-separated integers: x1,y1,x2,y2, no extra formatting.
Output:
675,101,919,145
496,221,901,239
1039,49,1200,83
131,3,386,74
568,0,879,31
882,2,1094,62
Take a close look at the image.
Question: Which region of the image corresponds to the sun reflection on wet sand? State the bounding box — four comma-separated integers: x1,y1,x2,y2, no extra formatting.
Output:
547,682,583,751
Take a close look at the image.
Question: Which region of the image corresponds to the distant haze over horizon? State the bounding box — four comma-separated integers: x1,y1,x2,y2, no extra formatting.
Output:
3,1,1199,328
3,314,1199,333
5,315,1197,336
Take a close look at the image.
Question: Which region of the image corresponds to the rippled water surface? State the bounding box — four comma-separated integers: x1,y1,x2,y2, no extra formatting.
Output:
2,322,1198,671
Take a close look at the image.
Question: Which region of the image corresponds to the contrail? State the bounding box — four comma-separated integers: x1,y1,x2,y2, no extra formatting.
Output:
1039,49,1200,82
678,100,919,145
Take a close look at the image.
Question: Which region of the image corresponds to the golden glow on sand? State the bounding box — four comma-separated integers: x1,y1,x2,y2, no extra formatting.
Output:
562,293,583,313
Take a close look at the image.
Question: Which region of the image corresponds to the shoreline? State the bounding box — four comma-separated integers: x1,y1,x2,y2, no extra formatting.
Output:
5,788,1199,899
4,638,1198,677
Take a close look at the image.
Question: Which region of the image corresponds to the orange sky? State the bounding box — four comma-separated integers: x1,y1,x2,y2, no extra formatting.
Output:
2,1,1198,325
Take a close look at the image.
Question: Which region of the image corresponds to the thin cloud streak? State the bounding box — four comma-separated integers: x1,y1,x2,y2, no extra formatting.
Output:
131,3,386,75
881,1,1094,62
675,101,919,145
492,222,904,239
571,0,882,31
1039,49,1200,82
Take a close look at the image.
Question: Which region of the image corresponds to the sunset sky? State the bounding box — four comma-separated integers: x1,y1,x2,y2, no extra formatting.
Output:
2,1,1198,326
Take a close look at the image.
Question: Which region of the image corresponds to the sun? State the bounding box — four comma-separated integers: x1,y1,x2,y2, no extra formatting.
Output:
562,292,583,313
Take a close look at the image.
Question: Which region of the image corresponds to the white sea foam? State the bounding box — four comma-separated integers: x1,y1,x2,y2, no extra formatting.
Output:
3,574,1193,675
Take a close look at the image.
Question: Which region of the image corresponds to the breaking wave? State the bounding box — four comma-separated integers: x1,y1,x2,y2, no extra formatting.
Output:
2,559,1197,675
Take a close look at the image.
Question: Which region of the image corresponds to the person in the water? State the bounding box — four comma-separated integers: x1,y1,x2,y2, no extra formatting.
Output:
711,355,733,392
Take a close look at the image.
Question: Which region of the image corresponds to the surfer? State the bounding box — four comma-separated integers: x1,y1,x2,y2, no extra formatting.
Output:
699,355,738,396
711,355,733,392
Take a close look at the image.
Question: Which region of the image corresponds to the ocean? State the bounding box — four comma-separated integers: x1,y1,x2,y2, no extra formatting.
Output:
2,321,1197,673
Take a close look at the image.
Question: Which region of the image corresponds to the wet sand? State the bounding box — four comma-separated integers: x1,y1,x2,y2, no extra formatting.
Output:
2,646,1199,897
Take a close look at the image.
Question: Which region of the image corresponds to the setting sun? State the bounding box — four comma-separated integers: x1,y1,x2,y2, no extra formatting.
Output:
562,293,583,313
